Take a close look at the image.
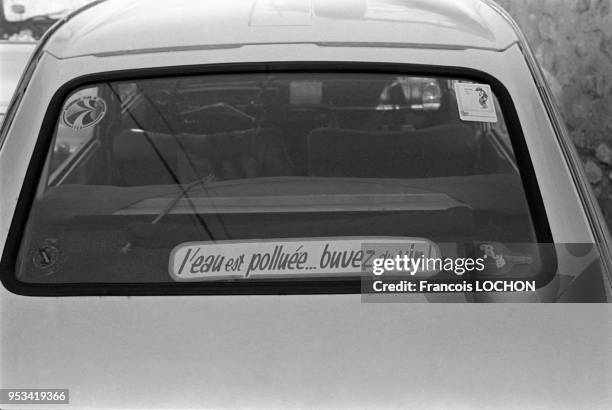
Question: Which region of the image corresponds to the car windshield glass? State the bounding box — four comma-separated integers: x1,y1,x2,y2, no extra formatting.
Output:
17,71,551,290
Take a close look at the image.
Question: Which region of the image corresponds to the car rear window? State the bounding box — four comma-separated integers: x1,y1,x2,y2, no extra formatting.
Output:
14,71,552,291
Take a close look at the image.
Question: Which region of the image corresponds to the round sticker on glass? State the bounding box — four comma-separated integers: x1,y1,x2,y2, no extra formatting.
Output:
62,95,107,130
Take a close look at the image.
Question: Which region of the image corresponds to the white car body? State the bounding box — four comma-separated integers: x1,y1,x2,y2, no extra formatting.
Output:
1,0,611,408
0,41,36,124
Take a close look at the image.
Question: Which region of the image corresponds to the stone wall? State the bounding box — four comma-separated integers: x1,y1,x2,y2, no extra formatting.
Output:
495,0,612,228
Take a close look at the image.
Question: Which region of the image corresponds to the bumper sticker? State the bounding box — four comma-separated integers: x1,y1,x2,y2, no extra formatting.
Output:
169,238,440,281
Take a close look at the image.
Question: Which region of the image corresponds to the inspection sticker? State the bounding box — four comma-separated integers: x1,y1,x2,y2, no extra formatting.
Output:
454,82,498,123
169,238,440,281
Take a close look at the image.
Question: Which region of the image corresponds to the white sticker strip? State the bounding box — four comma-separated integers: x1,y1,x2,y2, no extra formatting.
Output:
454,82,498,123
168,238,441,281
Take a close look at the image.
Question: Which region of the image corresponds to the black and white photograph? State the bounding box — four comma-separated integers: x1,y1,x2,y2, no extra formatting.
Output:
0,0,611,408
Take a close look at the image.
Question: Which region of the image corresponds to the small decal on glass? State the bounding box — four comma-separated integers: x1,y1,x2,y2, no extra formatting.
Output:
62,95,107,130
454,83,498,123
